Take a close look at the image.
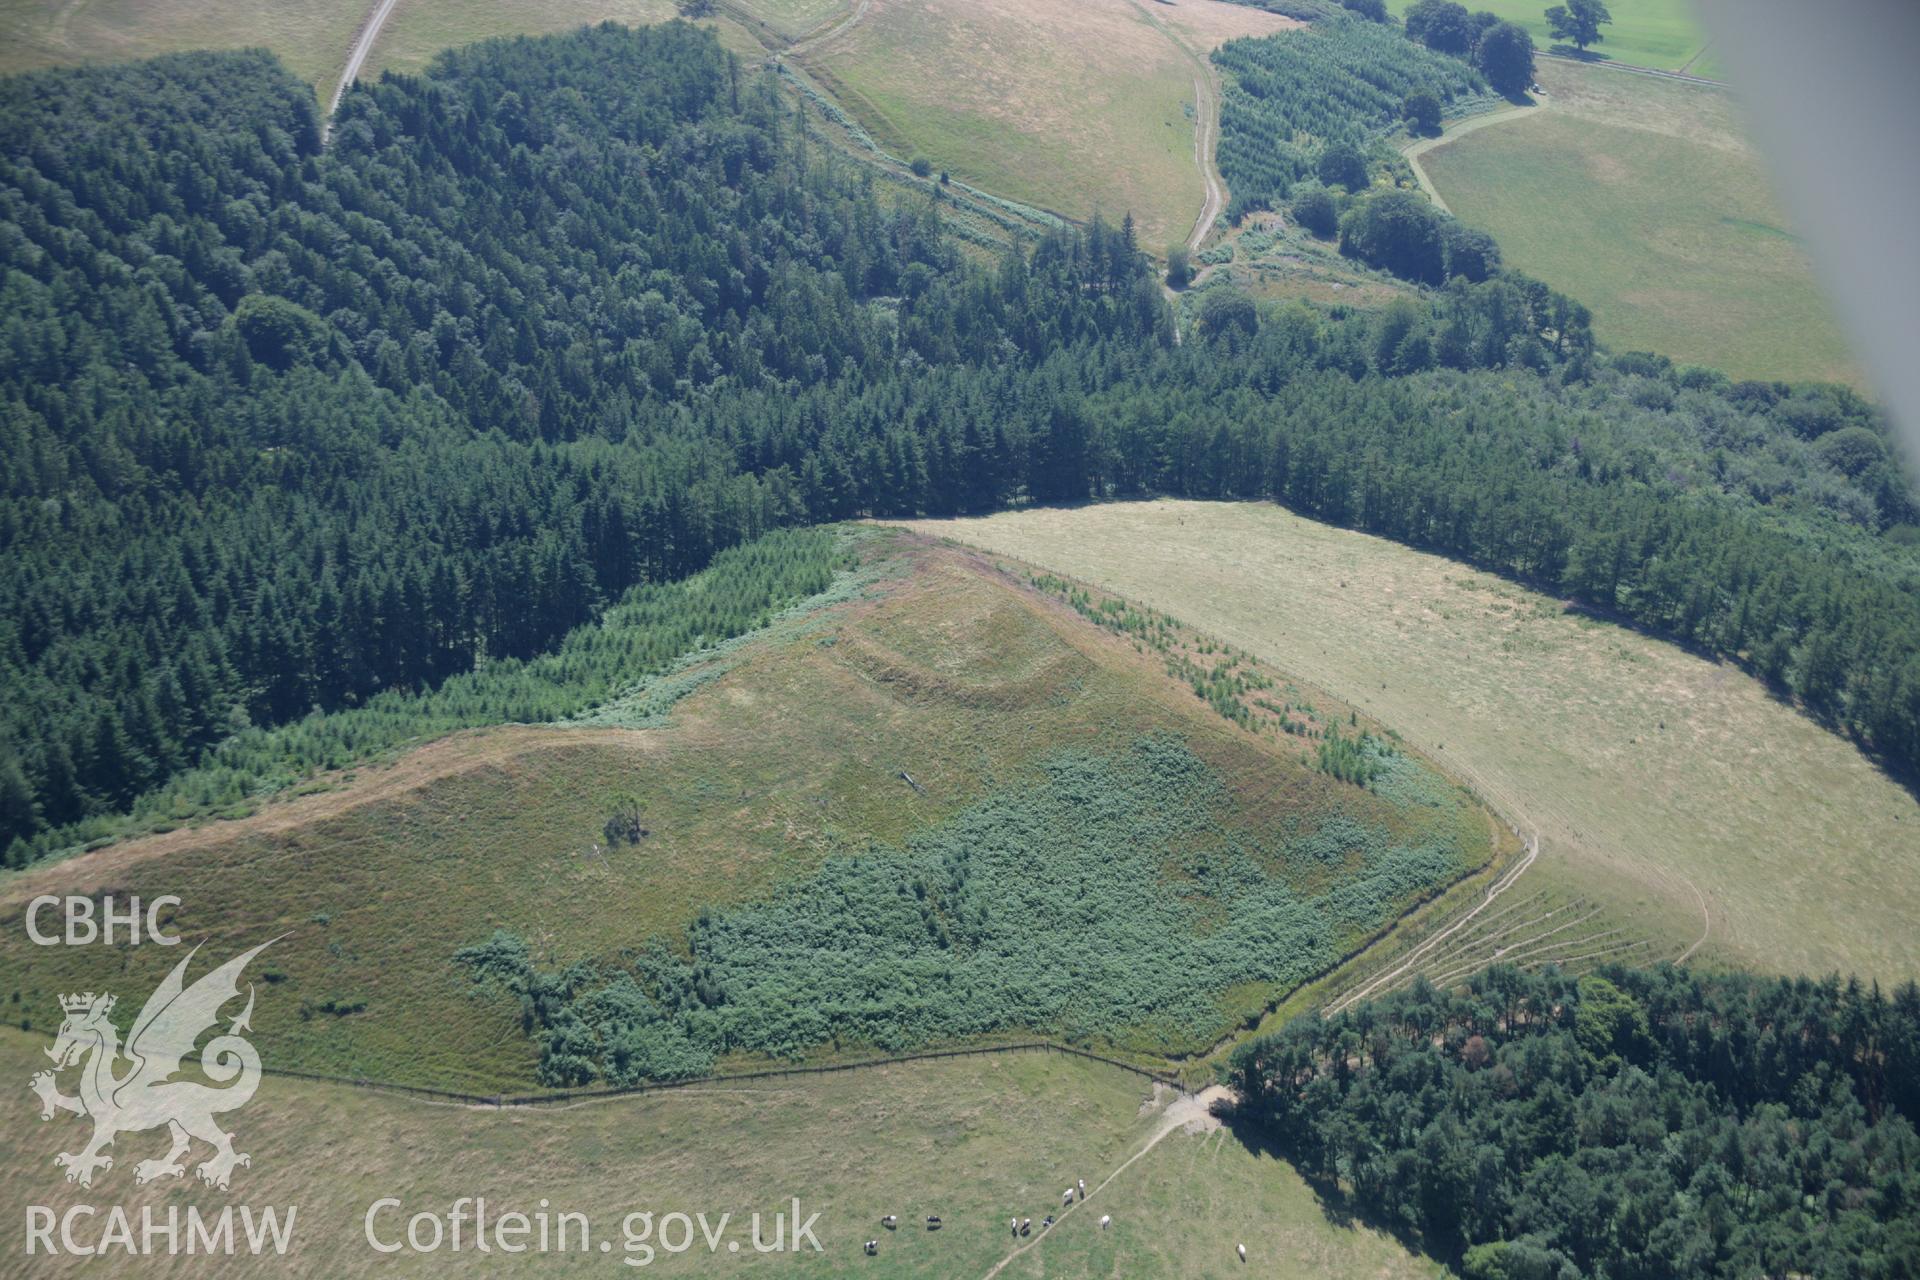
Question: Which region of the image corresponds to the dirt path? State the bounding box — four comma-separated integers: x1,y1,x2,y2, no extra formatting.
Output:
980,1084,1230,1280
326,0,401,135
1323,830,1538,1016
1676,43,1714,77
785,0,869,60
1185,70,1226,253
1673,871,1713,962
1401,101,1541,215
46,0,88,52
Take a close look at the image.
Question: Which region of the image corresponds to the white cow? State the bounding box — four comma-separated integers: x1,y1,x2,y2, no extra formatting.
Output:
1099,1214,1112,1230
1238,1243,1248,1262
1063,1187,1075,1207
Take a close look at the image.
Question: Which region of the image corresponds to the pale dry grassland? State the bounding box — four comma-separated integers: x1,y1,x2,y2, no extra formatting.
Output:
0,1031,1436,1278
801,0,1293,248
898,501,1920,982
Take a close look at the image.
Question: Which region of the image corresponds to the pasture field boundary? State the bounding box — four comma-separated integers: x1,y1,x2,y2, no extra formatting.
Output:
1539,50,1725,88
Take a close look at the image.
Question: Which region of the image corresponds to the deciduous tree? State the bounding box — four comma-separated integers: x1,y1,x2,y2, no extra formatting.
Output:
1475,20,1536,95
1545,0,1611,52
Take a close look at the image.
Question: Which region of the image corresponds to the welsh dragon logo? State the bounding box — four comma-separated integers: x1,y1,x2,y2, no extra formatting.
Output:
30,941,275,1190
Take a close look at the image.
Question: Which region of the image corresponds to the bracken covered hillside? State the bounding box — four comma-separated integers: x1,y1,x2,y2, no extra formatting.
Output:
0,531,1507,1091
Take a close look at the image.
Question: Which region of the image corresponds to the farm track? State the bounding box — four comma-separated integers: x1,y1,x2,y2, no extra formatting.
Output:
1311,715,1714,1013
1401,100,1540,215
1316,741,1544,1016
1186,70,1226,253
1325,872,1678,1008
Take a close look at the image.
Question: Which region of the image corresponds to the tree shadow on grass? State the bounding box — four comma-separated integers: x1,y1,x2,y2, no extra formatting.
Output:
1215,1100,1435,1260
1547,42,1610,62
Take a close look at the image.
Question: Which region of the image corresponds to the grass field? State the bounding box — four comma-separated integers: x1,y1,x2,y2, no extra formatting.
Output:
0,532,1501,1093
1387,0,1710,71
0,0,366,97
0,1031,1437,1277
360,0,807,78
800,0,1293,249
896,501,1920,984
1416,58,1858,384
738,0,848,40
360,0,678,81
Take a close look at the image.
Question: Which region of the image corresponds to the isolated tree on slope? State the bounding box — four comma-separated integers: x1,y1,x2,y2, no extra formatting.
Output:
1545,0,1611,52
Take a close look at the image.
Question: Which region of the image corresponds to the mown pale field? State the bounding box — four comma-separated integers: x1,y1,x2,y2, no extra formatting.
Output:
802,0,1291,249
0,0,365,96
898,500,1920,982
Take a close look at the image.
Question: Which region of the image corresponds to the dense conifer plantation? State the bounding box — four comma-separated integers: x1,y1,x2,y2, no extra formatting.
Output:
1232,966,1920,1278
2,22,1916,864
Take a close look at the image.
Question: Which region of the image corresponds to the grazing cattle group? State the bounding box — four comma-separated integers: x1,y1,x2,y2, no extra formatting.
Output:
866,1170,1093,1260
855,1098,1255,1264
860,1169,1273,1261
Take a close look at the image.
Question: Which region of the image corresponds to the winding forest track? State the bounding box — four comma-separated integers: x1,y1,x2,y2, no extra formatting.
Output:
326,0,401,136
1123,0,1228,254
1184,69,1226,253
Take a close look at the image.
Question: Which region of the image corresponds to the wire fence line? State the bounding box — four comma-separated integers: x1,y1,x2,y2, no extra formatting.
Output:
257,1040,1190,1110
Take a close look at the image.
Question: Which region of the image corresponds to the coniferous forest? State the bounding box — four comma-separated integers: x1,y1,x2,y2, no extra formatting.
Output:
2,21,1918,866
1232,966,1920,1278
